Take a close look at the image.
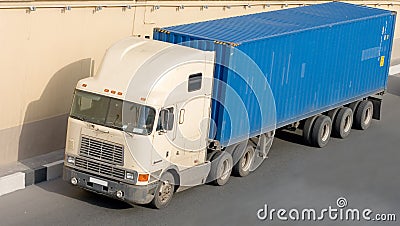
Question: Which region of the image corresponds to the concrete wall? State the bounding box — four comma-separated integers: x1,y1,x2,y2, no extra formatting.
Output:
0,1,399,165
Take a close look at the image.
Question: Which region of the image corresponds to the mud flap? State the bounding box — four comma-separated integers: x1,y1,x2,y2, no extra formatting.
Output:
369,96,382,120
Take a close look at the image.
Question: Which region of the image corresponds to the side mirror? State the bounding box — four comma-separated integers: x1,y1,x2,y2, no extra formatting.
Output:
159,109,174,132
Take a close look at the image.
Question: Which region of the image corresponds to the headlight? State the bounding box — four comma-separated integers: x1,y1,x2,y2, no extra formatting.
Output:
66,156,75,165
126,172,135,180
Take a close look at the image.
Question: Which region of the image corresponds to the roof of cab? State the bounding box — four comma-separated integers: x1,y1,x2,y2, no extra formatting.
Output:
78,37,210,106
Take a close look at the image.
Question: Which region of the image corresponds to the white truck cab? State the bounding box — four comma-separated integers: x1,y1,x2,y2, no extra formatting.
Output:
63,37,218,208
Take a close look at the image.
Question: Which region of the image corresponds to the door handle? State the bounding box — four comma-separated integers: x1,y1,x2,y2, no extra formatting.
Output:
179,109,185,124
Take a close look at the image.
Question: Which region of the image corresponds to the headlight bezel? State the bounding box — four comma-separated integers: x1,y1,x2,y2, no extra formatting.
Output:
125,171,135,180
125,171,136,181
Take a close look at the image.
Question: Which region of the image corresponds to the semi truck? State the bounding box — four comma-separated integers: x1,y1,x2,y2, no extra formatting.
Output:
63,2,396,209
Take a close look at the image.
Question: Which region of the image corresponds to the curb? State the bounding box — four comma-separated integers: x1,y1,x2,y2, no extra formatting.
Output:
0,160,64,197
389,64,400,76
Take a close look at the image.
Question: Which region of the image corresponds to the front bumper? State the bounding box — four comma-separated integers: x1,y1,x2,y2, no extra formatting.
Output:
63,166,157,205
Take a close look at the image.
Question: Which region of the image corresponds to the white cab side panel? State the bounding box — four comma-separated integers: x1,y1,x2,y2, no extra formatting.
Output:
149,51,215,172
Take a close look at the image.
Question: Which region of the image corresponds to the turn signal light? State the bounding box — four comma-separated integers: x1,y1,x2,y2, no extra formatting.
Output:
82,84,87,87
138,173,149,182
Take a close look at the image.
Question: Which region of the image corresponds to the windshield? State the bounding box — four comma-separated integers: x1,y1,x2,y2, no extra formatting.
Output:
70,90,156,135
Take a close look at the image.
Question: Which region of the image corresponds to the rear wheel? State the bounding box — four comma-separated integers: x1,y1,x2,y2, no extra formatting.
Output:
232,144,255,177
149,172,175,209
207,151,233,186
310,115,332,148
347,101,361,113
303,115,318,145
354,100,373,130
326,108,340,121
332,107,353,138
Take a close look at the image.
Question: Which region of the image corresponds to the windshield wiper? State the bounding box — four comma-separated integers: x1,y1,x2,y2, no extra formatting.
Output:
70,115,86,121
105,124,122,130
123,130,134,137
113,114,120,126
103,124,133,137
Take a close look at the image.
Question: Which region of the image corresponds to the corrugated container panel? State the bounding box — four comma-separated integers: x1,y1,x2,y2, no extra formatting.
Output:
154,2,396,147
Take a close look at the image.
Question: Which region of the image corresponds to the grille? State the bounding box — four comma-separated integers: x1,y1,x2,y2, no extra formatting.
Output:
75,157,126,180
79,136,124,166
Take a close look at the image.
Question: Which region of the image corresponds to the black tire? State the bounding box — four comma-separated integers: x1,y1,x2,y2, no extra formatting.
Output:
325,107,340,121
232,144,255,177
149,172,175,209
310,115,332,148
303,116,318,145
207,151,233,186
332,107,353,138
347,101,361,113
354,100,373,130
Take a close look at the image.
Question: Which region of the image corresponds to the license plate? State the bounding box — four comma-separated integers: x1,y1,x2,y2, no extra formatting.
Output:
89,177,108,187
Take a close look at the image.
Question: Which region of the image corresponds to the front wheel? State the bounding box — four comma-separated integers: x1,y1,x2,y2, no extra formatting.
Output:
149,172,175,209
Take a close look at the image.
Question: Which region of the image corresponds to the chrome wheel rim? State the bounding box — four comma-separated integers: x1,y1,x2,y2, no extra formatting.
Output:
364,107,372,125
158,180,173,204
219,159,231,181
241,148,254,172
344,115,352,133
321,123,330,141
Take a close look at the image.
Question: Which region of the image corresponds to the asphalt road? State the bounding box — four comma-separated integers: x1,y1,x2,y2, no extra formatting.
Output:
1,76,400,226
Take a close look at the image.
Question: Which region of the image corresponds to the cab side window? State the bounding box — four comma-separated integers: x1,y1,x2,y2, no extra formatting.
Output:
188,73,202,92
157,107,174,131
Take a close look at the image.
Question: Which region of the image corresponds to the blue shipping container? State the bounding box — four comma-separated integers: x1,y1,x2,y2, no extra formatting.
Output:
154,2,396,147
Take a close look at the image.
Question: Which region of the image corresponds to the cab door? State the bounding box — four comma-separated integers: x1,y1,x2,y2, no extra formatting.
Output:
151,51,215,171
150,106,175,167
170,55,214,169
